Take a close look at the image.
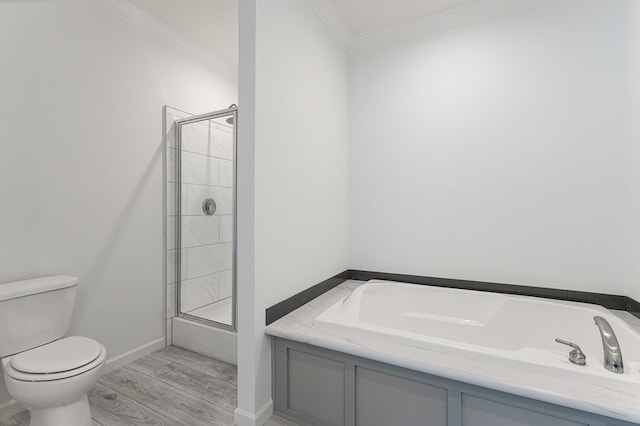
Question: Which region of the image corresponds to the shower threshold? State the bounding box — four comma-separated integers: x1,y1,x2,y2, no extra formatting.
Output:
172,311,237,365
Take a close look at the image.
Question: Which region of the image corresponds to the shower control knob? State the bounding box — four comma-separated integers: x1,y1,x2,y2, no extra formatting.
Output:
202,198,217,215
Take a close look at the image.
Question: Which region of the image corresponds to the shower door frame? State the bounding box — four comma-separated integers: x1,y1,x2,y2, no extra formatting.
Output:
174,105,238,331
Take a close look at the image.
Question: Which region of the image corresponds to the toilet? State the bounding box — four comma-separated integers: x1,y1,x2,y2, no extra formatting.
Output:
0,275,106,426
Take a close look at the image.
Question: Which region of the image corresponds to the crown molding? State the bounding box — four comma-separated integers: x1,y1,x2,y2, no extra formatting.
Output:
96,0,546,71
94,0,237,82
306,0,353,52
308,0,547,53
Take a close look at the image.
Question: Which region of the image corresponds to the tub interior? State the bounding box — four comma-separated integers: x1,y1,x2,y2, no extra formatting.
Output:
315,281,640,378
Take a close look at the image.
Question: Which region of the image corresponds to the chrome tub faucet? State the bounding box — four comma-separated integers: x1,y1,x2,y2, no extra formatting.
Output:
593,316,624,374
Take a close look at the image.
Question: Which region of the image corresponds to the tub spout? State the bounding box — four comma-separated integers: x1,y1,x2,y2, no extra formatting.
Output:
593,316,623,374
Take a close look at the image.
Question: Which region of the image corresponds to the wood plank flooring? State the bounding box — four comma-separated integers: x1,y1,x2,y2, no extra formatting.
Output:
0,345,301,426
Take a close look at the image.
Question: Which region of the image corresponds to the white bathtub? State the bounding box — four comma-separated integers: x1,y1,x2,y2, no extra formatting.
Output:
314,280,640,383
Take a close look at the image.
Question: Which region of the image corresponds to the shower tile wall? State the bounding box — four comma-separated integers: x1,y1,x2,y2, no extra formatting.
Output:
165,107,234,339
181,119,233,314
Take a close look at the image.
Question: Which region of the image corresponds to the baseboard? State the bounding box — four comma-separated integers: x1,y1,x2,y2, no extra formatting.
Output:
104,338,166,372
234,399,273,426
0,399,23,421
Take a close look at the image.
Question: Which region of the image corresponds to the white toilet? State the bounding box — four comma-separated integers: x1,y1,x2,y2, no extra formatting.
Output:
0,275,106,426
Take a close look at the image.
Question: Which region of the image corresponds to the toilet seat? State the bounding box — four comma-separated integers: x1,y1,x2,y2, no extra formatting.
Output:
5,336,105,382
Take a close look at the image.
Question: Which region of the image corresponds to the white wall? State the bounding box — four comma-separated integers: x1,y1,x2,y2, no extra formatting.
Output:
0,0,236,407
349,0,638,296
236,0,349,421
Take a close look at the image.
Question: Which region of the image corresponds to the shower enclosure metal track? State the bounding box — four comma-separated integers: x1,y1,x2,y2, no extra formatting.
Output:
174,105,238,332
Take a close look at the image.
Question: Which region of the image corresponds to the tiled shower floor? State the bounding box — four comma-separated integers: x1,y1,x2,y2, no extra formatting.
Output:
187,297,233,324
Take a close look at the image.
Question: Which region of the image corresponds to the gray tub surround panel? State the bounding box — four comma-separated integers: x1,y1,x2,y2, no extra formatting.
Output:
355,366,448,426
265,281,640,425
274,338,617,426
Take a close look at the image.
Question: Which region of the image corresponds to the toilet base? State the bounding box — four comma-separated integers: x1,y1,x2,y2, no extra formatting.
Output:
28,395,92,426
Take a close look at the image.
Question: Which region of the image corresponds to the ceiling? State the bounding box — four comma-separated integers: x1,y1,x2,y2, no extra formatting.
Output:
125,0,498,65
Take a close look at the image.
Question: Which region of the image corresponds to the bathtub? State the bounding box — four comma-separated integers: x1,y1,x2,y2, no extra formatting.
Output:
313,280,640,384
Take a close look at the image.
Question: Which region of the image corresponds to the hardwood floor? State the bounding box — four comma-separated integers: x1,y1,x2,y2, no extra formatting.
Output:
0,346,301,426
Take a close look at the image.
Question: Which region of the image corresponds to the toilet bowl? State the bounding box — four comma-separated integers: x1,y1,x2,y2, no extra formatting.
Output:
0,276,107,426
2,336,106,426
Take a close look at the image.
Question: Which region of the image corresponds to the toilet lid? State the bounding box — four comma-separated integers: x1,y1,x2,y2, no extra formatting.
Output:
10,336,102,374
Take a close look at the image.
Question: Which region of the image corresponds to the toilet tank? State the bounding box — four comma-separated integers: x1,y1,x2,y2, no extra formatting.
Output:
0,275,78,358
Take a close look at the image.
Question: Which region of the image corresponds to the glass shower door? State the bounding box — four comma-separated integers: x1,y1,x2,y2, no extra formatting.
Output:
175,106,237,330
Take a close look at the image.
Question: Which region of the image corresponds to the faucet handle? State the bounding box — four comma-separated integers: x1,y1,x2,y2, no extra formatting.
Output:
555,338,587,365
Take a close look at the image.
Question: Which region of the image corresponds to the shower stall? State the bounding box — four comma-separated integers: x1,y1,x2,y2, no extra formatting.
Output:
164,105,238,362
